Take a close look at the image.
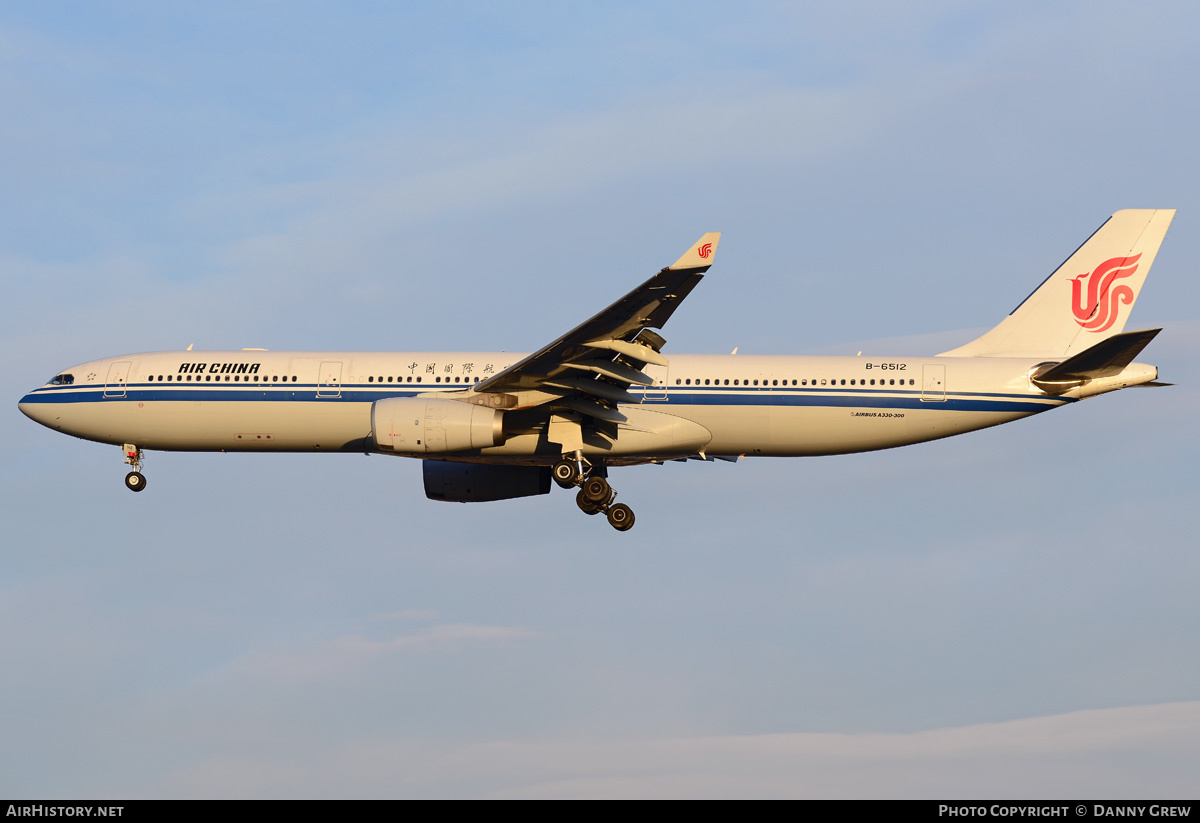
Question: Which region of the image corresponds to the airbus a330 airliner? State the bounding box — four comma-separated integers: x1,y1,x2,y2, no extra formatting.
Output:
19,209,1173,531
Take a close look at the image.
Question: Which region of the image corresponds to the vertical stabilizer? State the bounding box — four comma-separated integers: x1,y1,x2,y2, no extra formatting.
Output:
940,209,1174,358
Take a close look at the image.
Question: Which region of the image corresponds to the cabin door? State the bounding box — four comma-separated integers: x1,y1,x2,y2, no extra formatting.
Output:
317,361,343,398
921,364,946,401
641,363,669,401
104,361,132,398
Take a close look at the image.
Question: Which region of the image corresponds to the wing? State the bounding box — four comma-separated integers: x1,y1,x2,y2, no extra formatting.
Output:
473,233,720,421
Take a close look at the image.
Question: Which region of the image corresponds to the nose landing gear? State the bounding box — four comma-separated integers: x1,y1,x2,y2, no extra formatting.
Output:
122,444,147,492
557,457,634,531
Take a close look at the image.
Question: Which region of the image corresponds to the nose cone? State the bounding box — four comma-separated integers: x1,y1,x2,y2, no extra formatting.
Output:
18,392,57,429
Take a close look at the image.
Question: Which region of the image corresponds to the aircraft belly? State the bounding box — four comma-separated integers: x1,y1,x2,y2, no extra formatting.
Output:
49,400,373,452
673,403,1034,456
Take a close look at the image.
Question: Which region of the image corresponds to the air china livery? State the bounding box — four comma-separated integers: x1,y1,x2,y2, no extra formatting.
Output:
19,209,1173,531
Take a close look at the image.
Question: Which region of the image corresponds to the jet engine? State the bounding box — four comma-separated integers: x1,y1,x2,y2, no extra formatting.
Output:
371,397,502,454
423,461,551,502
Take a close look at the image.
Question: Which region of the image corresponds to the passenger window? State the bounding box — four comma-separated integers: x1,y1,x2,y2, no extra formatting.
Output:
368,376,374,383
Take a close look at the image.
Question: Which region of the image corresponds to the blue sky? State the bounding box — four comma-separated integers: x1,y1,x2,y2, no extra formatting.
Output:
2,1,1198,798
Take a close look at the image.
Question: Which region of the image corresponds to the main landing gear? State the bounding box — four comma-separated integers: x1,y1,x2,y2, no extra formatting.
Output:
122,443,147,492
552,457,634,532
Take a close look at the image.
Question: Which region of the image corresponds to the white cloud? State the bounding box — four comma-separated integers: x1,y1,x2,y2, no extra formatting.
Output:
223,622,537,681
368,609,440,622
150,701,1200,798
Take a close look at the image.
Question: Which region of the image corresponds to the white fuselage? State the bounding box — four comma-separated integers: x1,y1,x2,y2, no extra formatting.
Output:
18,348,1144,463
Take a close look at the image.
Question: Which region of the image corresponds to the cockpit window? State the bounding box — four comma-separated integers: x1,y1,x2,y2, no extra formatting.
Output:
48,374,75,386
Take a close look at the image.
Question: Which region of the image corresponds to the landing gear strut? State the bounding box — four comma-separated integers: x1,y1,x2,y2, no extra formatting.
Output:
561,458,634,531
122,444,147,492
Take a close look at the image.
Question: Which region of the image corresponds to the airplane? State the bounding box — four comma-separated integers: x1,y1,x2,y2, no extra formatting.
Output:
18,209,1173,531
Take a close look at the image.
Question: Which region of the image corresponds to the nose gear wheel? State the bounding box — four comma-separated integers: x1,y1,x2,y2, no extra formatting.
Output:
121,444,147,493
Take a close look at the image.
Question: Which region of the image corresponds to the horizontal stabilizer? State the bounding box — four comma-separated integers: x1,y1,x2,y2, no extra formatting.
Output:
1031,328,1160,387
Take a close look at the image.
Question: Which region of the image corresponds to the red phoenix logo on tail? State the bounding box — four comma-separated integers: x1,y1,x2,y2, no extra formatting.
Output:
1071,254,1140,333
698,242,713,259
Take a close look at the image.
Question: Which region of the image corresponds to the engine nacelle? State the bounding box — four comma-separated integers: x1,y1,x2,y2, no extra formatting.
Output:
423,461,551,502
372,397,502,454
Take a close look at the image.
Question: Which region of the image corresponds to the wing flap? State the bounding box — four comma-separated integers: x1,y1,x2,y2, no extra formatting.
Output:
559,396,629,423
582,339,669,366
562,359,654,386
542,375,641,405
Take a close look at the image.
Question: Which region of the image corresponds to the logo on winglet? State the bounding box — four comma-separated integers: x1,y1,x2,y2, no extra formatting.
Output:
698,243,713,259
1071,254,1140,333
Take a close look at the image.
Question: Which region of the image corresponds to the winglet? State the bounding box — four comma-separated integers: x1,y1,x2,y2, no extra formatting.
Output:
670,232,721,270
